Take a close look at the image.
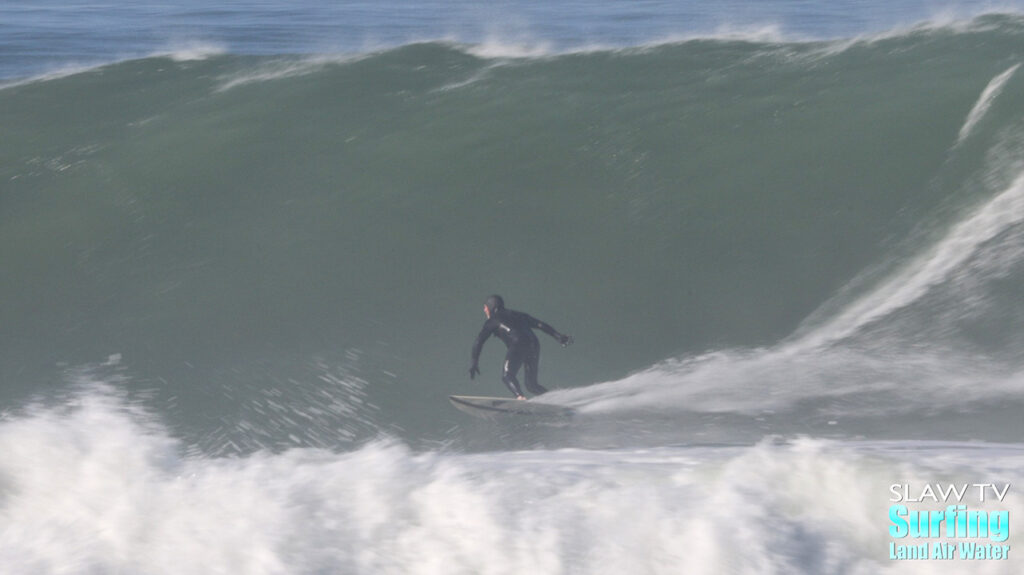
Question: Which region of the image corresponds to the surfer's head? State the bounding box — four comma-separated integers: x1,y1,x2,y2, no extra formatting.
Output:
484,294,505,318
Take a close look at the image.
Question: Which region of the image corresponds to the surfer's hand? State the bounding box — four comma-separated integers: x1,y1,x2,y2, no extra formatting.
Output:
469,365,480,379
558,334,573,347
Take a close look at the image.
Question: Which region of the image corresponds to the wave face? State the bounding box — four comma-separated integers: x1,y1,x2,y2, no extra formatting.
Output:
3,15,1024,448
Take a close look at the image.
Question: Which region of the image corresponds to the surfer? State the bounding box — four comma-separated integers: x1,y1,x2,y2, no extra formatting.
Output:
469,295,573,399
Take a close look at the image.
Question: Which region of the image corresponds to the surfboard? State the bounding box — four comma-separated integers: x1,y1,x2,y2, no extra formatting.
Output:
448,395,575,419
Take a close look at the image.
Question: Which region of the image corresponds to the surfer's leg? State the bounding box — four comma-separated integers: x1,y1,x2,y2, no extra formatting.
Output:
502,352,526,398
523,345,547,395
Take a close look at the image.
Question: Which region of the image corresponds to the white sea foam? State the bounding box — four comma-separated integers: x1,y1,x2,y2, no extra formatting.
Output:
1,388,1021,574
957,64,1021,145
215,58,330,92
149,41,228,62
214,55,369,92
550,343,1024,419
466,38,556,60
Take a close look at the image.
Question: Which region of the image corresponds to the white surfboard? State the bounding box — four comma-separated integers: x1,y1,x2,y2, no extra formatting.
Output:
448,395,575,419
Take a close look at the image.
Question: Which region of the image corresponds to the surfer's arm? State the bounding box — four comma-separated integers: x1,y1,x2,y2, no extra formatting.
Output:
528,315,573,347
469,321,495,378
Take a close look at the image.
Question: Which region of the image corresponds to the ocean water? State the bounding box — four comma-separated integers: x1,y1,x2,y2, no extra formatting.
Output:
3,1,1024,573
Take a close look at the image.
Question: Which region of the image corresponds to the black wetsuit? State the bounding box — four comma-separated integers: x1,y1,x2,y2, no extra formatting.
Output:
470,308,568,397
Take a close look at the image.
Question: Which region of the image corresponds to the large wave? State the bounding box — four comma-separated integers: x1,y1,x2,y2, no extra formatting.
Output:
2,14,1024,444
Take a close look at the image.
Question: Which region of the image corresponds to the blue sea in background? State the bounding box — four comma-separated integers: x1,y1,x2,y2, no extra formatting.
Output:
3,1,1024,573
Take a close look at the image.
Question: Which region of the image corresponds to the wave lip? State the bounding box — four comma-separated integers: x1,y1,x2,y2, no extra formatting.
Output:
148,41,228,62
4,12,1024,85
0,63,102,90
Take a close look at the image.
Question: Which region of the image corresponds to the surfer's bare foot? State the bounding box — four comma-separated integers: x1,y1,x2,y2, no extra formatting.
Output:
517,395,527,400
